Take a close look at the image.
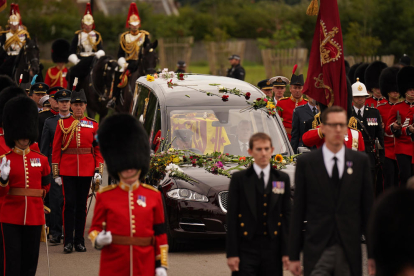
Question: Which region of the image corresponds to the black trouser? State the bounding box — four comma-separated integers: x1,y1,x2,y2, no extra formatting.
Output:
236,236,282,276
383,157,400,189
49,176,64,238
396,154,413,187
367,153,384,196
62,176,91,245
1,223,42,276
310,244,351,276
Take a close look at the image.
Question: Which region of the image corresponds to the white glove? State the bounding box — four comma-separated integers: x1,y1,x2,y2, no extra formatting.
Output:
93,173,102,184
68,54,80,65
95,50,105,59
155,267,167,276
54,177,62,186
118,57,127,72
96,231,112,247
0,157,10,181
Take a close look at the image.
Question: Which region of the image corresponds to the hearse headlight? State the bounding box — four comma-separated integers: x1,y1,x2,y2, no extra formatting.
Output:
167,189,208,202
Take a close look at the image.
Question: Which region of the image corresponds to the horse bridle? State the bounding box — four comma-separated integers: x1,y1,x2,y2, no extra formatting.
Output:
23,44,39,73
90,58,117,101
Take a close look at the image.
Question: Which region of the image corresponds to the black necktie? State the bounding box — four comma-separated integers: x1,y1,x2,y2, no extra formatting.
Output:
357,109,362,119
332,157,340,196
312,107,317,115
260,171,265,188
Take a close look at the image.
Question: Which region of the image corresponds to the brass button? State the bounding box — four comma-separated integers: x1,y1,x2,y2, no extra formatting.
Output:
274,231,278,235
280,214,283,217
130,206,134,210
240,223,244,227
132,230,136,234
263,212,267,216
132,225,135,228
263,203,267,207
132,215,135,218
26,185,29,188
238,214,242,218
264,232,267,235
243,231,248,236
263,222,267,226
278,222,281,226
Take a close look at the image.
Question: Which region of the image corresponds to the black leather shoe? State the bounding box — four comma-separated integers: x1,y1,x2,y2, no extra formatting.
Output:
75,243,87,252
64,243,73,253
49,236,61,244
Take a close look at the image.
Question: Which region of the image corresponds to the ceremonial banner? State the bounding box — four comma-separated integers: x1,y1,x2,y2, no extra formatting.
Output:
303,0,348,110
0,0,6,13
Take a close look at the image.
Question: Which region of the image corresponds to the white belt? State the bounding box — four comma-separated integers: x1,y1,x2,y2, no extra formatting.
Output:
8,51,19,56
80,52,94,57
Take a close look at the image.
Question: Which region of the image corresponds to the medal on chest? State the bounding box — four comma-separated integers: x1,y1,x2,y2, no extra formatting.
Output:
346,161,353,175
137,195,147,208
80,120,93,128
30,158,41,167
272,181,285,194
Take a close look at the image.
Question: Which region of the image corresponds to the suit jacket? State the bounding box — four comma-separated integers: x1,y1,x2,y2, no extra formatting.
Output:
226,166,291,258
289,147,374,276
38,109,58,144
40,115,60,165
291,104,316,153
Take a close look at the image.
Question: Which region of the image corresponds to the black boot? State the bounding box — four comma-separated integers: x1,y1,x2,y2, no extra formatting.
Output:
64,243,73,253
75,243,87,252
50,236,61,244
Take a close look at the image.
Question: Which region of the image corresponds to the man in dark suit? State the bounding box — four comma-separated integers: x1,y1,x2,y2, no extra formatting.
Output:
291,96,318,153
224,120,252,156
289,106,375,276
227,132,291,275
40,89,72,244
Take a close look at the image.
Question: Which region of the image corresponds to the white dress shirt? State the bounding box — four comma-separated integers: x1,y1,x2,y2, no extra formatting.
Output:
238,140,249,153
353,106,364,117
322,144,345,178
253,163,271,188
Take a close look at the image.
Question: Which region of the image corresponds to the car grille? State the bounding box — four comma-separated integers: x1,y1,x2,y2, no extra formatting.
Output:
218,191,228,213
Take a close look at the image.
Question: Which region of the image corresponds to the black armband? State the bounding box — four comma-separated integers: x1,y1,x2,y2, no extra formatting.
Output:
153,223,166,236
42,175,51,186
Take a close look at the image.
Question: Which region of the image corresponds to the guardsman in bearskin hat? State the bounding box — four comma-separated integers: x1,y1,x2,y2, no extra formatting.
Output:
37,86,64,143
89,114,168,276
68,3,105,85
29,82,49,112
268,76,290,105
386,66,414,186
107,3,150,108
0,75,16,93
276,65,307,140
45,39,70,88
351,79,385,195
51,89,104,253
40,89,72,244
365,61,388,107
377,67,401,189
348,62,362,83
354,63,369,87
0,96,50,276
257,79,274,102
0,4,31,77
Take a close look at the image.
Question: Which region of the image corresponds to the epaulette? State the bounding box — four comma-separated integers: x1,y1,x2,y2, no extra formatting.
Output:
31,150,47,157
142,184,160,193
312,113,321,129
140,30,150,36
94,30,102,37
0,151,12,159
98,184,118,194
87,117,97,123
279,97,289,101
75,30,82,34
348,116,359,131
39,109,50,114
303,98,308,101
120,31,129,38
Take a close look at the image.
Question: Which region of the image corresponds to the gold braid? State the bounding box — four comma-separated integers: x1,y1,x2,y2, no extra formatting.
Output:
3,30,31,51
59,119,79,151
119,30,148,61
75,30,102,52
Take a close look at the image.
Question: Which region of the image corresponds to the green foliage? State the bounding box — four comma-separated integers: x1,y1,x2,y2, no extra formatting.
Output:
344,22,382,56
257,21,302,49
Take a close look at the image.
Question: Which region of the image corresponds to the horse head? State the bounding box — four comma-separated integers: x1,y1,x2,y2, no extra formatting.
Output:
25,38,40,75
91,56,118,101
139,40,158,75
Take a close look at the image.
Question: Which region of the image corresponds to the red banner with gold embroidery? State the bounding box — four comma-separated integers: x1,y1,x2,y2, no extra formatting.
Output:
303,0,348,110
0,0,6,13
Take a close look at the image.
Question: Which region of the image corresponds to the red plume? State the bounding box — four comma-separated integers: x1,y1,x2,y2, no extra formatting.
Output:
9,3,15,16
83,2,95,29
125,3,140,28
292,64,298,75
14,4,22,25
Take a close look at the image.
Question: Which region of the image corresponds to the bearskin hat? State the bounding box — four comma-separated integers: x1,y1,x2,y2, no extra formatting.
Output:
97,114,150,181
354,63,369,85
0,86,27,126
3,96,38,148
364,61,388,91
347,62,361,83
397,66,414,98
369,189,414,276
379,67,400,98
0,75,16,93
51,39,70,63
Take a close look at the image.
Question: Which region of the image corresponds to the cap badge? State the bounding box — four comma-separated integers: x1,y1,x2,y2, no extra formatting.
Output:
358,85,363,91
266,81,270,85
277,78,282,83
39,84,43,89
62,92,67,96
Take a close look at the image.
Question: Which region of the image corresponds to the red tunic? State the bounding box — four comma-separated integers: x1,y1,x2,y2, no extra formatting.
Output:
44,66,68,88
52,116,104,177
386,101,414,157
377,101,397,160
0,147,50,226
276,96,307,140
365,96,387,108
302,127,365,151
89,182,168,276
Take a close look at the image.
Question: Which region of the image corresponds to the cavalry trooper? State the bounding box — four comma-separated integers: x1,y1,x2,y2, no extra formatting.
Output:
38,86,64,143
352,79,384,195
68,3,105,86
89,114,168,276
364,61,388,107
0,4,30,77
51,89,104,253
44,39,70,89
30,82,49,112
40,89,72,244
276,66,307,141
268,76,290,105
107,2,150,108
386,66,414,186
0,96,50,276
377,67,401,189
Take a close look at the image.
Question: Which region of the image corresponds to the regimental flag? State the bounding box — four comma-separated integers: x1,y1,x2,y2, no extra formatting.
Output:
0,0,6,13
303,0,348,110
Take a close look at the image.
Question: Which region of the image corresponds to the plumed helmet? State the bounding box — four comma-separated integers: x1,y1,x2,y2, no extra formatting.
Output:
97,114,150,181
0,86,27,126
365,61,388,91
397,66,414,98
348,62,362,83
51,39,70,63
3,96,38,148
369,189,414,276
379,67,400,98
0,75,16,93
354,63,369,85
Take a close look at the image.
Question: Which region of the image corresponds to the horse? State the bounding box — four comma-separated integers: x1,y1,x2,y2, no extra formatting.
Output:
115,40,159,114
13,38,41,89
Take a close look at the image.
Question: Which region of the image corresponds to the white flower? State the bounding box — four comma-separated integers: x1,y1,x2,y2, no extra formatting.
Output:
169,71,175,79
282,159,286,164
218,86,225,91
163,68,168,73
